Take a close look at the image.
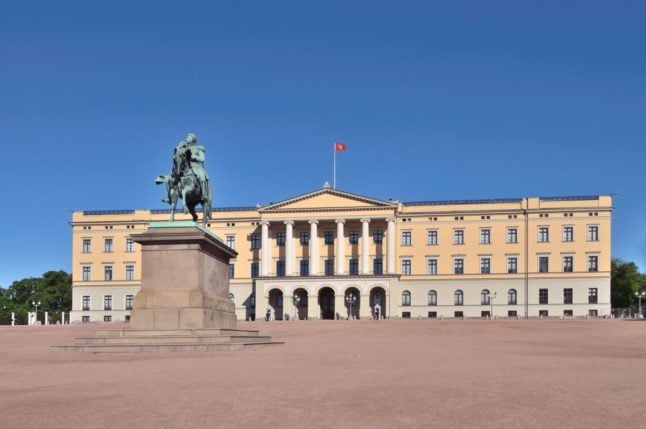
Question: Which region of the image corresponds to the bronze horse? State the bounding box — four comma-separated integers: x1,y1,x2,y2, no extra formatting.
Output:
155,173,212,225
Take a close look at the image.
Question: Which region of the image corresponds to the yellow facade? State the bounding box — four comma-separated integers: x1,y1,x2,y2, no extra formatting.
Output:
70,187,612,322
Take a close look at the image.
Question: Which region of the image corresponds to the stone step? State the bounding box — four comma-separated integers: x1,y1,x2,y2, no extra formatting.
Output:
55,342,282,353
75,335,274,346
94,328,260,338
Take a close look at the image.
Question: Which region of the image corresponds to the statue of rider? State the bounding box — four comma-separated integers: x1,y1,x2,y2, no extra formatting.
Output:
162,133,210,204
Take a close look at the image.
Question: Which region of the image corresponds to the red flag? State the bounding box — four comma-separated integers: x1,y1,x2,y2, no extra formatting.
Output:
335,142,347,151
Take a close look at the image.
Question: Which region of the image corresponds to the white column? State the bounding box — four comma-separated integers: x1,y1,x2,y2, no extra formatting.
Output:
336,219,345,275
285,220,294,276
361,218,371,275
386,217,396,274
309,220,319,275
260,221,270,276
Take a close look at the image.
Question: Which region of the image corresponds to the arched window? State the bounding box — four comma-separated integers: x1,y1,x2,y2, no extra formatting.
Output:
428,290,437,306
508,289,517,305
481,289,490,305
402,290,411,306
454,290,463,306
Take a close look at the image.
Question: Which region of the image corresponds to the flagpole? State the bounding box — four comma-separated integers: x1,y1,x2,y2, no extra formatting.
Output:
333,143,336,189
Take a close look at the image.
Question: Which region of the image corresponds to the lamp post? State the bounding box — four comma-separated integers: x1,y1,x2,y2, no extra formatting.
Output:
635,291,645,319
490,292,497,319
32,300,41,324
346,292,357,320
292,293,301,321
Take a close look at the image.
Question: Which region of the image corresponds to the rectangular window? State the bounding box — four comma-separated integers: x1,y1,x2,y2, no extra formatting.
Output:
349,230,359,245
454,311,464,318
508,310,518,317
427,230,438,245
453,230,464,245
104,265,113,281
480,229,491,244
538,227,549,243
588,288,598,304
373,258,383,275
276,261,285,277
104,295,112,311
454,258,464,275
563,310,573,317
427,258,438,276
373,229,383,244
539,289,548,305
563,226,574,242
125,238,134,252
480,258,491,274
82,316,90,323
401,231,412,246
82,266,91,281
402,312,411,318
82,295,90,311
229,263,235,279
349,259,359,275
588,256,599,272
588,226,599,241
125,295,133,310
428,311,437,318
538,256,549,273
104,315,112,322
324,231,334,245
226,235,236,250
507,228,518,244
507,257,518,274
563,256,574,273
300,232,310,245
250,262,259,278
82,239,91,253
588,309,598,316
564,288,573,304
539,310,548,317
250,234,260,250
300,259,309,276
324,259,334,276
276,232,286,246
401,259,412,276
125,265,134,281
104,238,113,252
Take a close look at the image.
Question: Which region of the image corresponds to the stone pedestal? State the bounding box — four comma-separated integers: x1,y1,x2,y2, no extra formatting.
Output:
130,222,238,331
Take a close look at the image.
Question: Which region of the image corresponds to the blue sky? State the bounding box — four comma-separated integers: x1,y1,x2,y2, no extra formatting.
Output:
1,1,645,287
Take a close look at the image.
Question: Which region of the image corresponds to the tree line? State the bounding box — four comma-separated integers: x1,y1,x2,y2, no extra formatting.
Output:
0,271,71,325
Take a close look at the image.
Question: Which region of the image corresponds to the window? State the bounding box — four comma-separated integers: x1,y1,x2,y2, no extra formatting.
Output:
481,289,491,305
348,258,359,275
125,238,134,252
226,235,236,250
480,258,491,274
454,290,464,306
402,311,411,318
324,259,334,276
104,265,113,281
538,227,549,243
480,229,491,244
427,258,438,276
539,310,548,317
401,259,412,276
373,258,383,275
481,311,491,318
454,258,464,275
349,230,358,245
373,229,383,244
276,261,285,277
82,266,91,281
564,288,573,304
104,238,113,252
427,230,438,245
508,310,518,317
428,290,437,306
82,296,90,311
539,288,548,305
507,257,518,274
588,309,598,317
104,315,112,322
588,288,598,304
324,231,334,245
401,231,412,246
538,256,549,273
428,311,437,318
125,295,133,310
104,295,112,311
563,226,574,242
402,290,411,306
507,228,518,244
297,232,308,246
563,256,573,273
508,289,517,305
229,263,235,279
588,256,598,272
82,239,91,253
454,311,464,318
588,226,599,241
300,260,309,276
250,262,259,278
82,316,90,323
125,265,134,281
250,234,260,250
563,310,573,317
453,230,464,245
276,232,286,246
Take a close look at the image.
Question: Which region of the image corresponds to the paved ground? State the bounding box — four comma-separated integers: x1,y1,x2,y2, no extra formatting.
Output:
1,319,645,428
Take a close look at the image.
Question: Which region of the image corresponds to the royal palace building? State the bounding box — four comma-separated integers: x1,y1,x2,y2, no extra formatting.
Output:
70,185,612,322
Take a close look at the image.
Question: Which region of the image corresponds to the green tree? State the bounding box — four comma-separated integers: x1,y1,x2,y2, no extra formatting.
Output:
611,259,641,308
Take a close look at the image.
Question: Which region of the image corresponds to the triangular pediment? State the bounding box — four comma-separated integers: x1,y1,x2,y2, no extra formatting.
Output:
260,187,397,212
